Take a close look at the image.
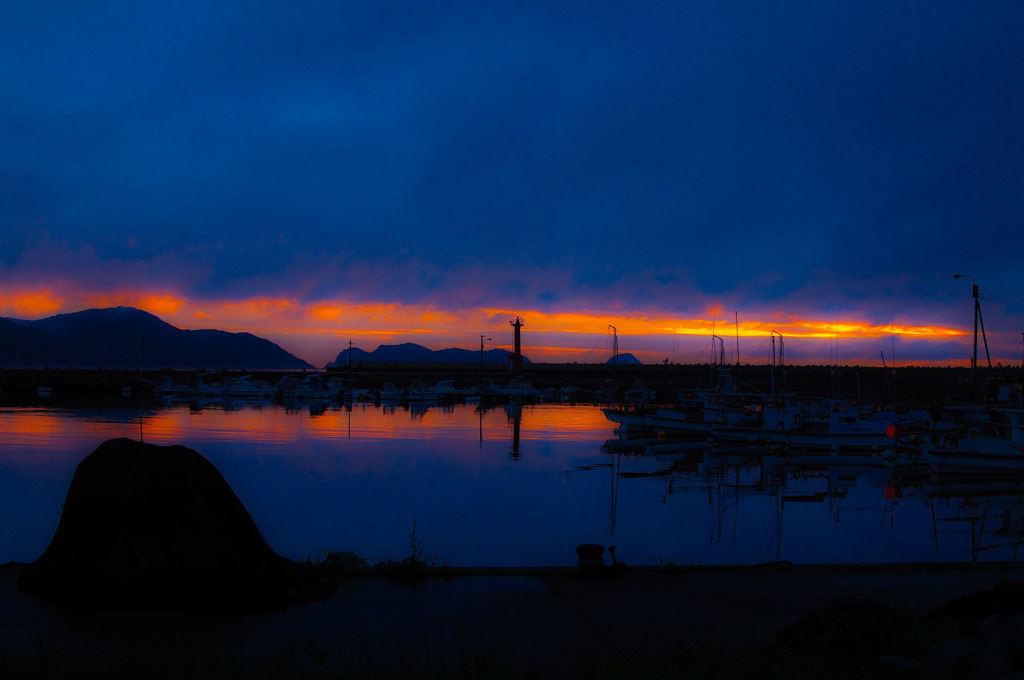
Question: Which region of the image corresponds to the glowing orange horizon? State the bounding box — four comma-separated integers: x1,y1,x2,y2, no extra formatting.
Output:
0,287,978,367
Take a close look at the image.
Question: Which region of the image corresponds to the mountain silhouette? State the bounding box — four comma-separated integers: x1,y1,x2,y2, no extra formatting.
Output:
328,342,529,367
0,307,313,369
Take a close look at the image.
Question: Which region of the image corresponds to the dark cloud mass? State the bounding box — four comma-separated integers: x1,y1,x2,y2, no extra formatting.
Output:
1,1,1023,363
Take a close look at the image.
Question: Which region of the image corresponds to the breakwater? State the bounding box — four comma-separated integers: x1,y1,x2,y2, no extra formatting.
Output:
1,363,1018,406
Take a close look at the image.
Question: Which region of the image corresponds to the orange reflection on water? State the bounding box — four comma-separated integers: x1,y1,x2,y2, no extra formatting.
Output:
139,406,302,445
0,408,145,470
0,409,141,442
128,402,611,451
0,408,63,437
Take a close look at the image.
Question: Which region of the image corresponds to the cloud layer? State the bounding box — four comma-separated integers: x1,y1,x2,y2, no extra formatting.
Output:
2,2,1023,366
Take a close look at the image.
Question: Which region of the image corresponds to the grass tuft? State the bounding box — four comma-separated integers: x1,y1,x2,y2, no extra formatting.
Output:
369,520,454,585
304,548,369,578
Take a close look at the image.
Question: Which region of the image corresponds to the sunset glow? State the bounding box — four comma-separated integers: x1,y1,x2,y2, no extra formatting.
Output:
0,286,989,367
0,289,64,318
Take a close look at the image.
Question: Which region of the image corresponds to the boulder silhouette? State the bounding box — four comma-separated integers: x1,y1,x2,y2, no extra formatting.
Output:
17,437,334,613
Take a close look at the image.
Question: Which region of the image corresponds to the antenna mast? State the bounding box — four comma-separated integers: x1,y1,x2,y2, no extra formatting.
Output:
711,335,724,366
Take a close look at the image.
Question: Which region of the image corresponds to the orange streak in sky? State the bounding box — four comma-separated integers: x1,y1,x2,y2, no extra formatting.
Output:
0,289,65,317
83,292,186,317
0,287,973,367
2,289,966,341
478,308,965,340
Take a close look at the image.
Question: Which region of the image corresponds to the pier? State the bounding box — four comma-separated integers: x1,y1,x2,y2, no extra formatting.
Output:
0,363,1016,406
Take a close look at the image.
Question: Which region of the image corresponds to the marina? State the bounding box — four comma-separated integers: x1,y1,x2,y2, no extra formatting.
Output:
3,396,1024,569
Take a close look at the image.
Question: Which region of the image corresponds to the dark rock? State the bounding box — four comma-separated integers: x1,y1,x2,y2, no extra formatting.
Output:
1013,616,1024,668
17,438,334,614
776,595,915,658
925,639,979,677
928,581,1024,634
877,655,927,673
974,614,1017,678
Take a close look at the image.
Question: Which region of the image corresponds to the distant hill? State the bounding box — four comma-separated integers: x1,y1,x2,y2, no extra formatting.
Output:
328,342,530,367
0,307,314,370
607,353,642,365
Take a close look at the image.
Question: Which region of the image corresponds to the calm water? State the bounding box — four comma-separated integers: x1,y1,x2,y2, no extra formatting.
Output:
2,402,1021,567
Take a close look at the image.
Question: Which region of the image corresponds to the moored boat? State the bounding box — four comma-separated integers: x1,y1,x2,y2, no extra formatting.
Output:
923,407,1024,475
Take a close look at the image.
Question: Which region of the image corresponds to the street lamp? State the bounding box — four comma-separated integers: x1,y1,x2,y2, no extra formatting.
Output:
480,335,491,384
953,274,991,378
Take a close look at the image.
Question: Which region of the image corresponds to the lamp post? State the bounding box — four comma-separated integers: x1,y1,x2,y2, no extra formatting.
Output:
953,274,991,383
480,335,491,384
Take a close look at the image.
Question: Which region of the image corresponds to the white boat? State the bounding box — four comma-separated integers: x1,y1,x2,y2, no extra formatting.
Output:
223,375,275,398
606,367,765,438
924,437,1024,474
557,385,579,403
477,377,540,400
924,407,1024,474
275,374,339,400
607,389,931,452
407,380,442,402
720,399,932,451
603,406,666,437
623,380,656,404
373,382,405,401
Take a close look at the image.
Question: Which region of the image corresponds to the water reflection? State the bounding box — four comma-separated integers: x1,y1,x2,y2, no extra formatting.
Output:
584,438,1024,564
1,403,1021,567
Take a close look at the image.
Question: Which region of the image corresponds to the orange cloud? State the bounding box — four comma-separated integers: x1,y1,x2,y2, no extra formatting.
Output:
83,292,186,317
0,287,975,367
0,289,64,317
309,304,343,321
474,309,965,341
0,288,970,344
213,298,300,321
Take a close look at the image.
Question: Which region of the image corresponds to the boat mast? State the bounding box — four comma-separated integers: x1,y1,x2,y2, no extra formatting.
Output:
954,274,992,389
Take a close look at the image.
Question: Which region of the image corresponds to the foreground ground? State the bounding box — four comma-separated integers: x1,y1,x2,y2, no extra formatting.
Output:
3,561,1023,677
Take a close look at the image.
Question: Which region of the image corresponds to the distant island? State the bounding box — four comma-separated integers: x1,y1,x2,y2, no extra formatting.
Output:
328,342,531,367
0,307,313,370
608,353,642,365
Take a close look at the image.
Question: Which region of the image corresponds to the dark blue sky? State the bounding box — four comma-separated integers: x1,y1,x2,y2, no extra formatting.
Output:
2,2,1022,366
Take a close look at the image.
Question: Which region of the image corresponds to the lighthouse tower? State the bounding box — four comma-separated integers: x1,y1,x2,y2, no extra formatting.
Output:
509,316,524,374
